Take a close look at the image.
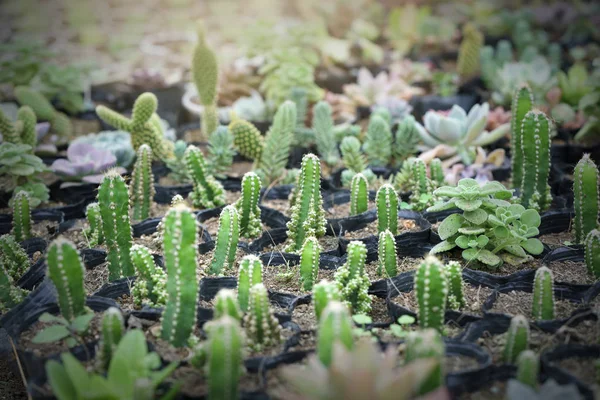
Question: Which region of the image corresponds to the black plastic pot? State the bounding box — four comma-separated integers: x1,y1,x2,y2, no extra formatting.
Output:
0,209,64,236
248,227,342,259
15,238,48,291
131,215,212,243
329,166,394,189
38,198,90,221
48,181,98,205
541,344,599,400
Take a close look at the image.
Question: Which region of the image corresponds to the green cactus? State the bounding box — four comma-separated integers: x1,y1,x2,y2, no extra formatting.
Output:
11,191,32,242
213,289,242,322
17,106,37,149
0,107,20,144
14,86,72,138
235,172,262,239
192,25,219,138
414,256,448,332
290,87,314,144
237,255,263,312
445,261,465,310
573,154,599,243
47,238,87,321
209,205,240,275
243,283,282,351
340,136,375,187
429,158,445,187
0,234,29,280
511,84,534,189
286,154,326,253
0,260,28,312
377,229,397,277
130,144,155,221
503,314,530,363
313,279,342,321
516,350,539,389
98,172,134,280
393,116,419,167
207,126,236,179
84,203,104,247
229,118,263,160
316,301,354,367
457,23,483,80
98,307,124,371
532,266,554,320
184,145,226,209
364,115,392,167
350,173,369,216
161,203,199,347
334,241,371,314
376,184,399,235
409,158,435,211
312,101,340,167
405,328,445,396
585,229,600,278
299,236,320,291
130,244,167,307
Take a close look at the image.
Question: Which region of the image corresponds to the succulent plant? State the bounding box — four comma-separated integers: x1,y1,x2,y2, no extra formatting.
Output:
414,256,448,332
130,144,155,221
0,142,49,207
243,283,282,351
209,205,240,276
376,184,399,235
0,105,37,147
98,307,124,371
350,173,369,215
371,97,413,126
510,85,534,190
192,25,219,138
11,190,32,242
490,57,556,106
130,244,167,308
364,114,393,168
71,130,135,168
334,241,371,314
316,301,354,367
405,328,445,395
84,202,103,247
340,136,375,187
584,229,600,278
206,126,236,179
445,261,465,310
184,145,226,209
393,116,420,168
516,350,539,389
0,260,28,312
532,266,554,320
299,236,320,291
229,117,263,161
558,63,591,107
457,23,483,80
377,229,397,277
231,91,269,122
343,67,423,108
52,143,125,183
237,255,263,312
503,314,530,363
0,234,29,280
213,289,242,322
573,154,599,244
312,101,340,167
14,86,72,138
235,172,262,239
313,279,342,321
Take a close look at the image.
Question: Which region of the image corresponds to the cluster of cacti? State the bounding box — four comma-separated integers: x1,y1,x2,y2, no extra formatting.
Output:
340,136,375,187
235,172,262,238
393,116,419,167
312,279,342,320
286,154,326,253
98,172,134,280
377,230,397,277
47,238,87,321
503,314,530,363
11,191,32,242
510,84,534,189
130,144,155,221
237,255,263,312
445,261,465,310
414,256,448,332
376,184,399,235
209,205,240,275
334,241,371,314
0,106,37,148
350,173,369,216
184,145,226,209
160,204,199,347
229,117,263,160
516,350,539,389
96,92,174,161
585,229,600,278
573,154,599,243
532,266,554,320
405,328,445,395
130,244,167,307
98,307,124,371
207,126,236,178
363,114,392,167
14,86,72,138
299,237,320,291
243,283,282,351
192,25,219,138
457,23,483,80
84,203,104,247
0,234,29,280
316,301,354,367
213,289,242,321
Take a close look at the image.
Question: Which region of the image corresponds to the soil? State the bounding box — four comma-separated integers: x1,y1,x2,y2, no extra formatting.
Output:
197,247,246,279
30,220,60,241
200,214,269,239
144,323,196,363
546,260,596,285
0,352,27,400
364,257,423,281
84,262,113,294
261,265,336,298
538,230,575,248
488,291,583,320
555,358,600,393
343,219,418,240
323,200,376,219
262,235,340,255
170,365,262,398
260,199,290,216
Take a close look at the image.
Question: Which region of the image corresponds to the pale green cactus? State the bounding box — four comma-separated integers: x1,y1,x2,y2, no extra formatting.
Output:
414,256,448,332
213,289,242,322
192,25,219,138
376,184,399,235
584,229,600,278
229,118,263,161
573,154,599,243
0,234,29,280
11,191,32,242
299,236,320,291
377,229,397,277
84,203,104,247
98,307,124,371
235,172,262,239
364,114,392,167
312,101,340,167
510,84,534,189
516,350,539,389
316,301,354,367
130,144,155,221
405,328,445,396
503,314,530,363
350,173,369,216
532,266,554,320
313,279,342,321
184,145,226,209
130,244,167,307
445,261,465,310
243,283,282,351
237,255,263,312
209,205,240,275
334,241,371,314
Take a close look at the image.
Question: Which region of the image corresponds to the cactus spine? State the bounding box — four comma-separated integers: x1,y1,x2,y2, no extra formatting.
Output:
316,301,354,367
511,85,534,189
377,229,397,277
235,172,262,238
364,115,392,167
0,234,29,280
130,244,167,307
532,266,554,320
457,23,483,80
98,307,124,371
243,283,282,351
516,350,539,389
237,255,263,312
376,184,399,235
405,329,445,395
160,204,199,347
414,256,448,332
130,144,155,221
11,191,32,242
209,205,240,275
334,241,371,314
192,25,219,138
98,172,134,280
410,158,434,209
350,173,368,215
503,314,530,363
573,154,599,243
84,203,104,247
585,229,600,278
213,289,242,321
184,145,226,209
229,118,263,160
299,236,320,291
313,279,342,321
445,261,465,309
47,238,87,321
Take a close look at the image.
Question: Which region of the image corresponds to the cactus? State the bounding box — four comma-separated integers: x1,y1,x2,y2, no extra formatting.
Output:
429,158,445,187
47,238,87,321
0,261,28,312
0,234,29,280
98,307,124,371
376,184,399,235
130,244,167,307
235,172,262,239
313,279,341,321
316,301,354,367
213,289,242,321
445,261,465,310
312,101,340,167
207,126,236,178
585,229,600,278
160,203,199,347
14,86,72,138
11,191,32,242
511,85,534,189
409,158,435,210
532,266,554,320
17,106,37,149
237,255,263,312
350,173,369,215
243,283,282,351
503,314,530,363
405,328,445,395
377,229,397,277
130,144,155,221
192,25,219,138
516,350,539,389
84,202,104,247
98,172,134,280
414,256,448,332
334,241,371,314
229,118,263,160
457,23,483,80
286,154,326,253
184,145,226,209
209,205,240,275
393,116,419,167
299,236,320,291
573,154,599,243
0,107,20,144
363,115,392,167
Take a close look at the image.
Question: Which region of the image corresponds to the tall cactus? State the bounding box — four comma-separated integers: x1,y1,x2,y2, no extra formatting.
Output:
235,172,262,239
237,255,263,312
516,350,539,389
511,85,534,189
313,279,341,321
364,115,392,167
405,329,445,395
377,229,397,277
299,236,320,291
229,118,263,160
585,229,600,278
160,204,199,347
47,238,87,321
11,191,32,242
192,25,219,138
98,172,134,280
213,289,242,321
243,283,282,351
350,173,369,216
130,244,167,307
532,266,554,320
573,154,599,243
98,307,124,371
376,184,399,235
184,145,226,209
84,203,104,247
209,205,240,275
0,235,29,280
457,23,483,80
414,256,448,332
312,101,340,167
334,241,371,314
316,301,354,367
445,261,465,309
503,314,530,363
130,144,155,221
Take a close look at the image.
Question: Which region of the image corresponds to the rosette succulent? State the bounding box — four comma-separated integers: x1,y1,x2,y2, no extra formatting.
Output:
71,130,135,168
51,143,125,183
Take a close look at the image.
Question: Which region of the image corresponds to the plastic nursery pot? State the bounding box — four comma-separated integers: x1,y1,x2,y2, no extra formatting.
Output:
48,180,98,205
409,93,479,122
243,321,303,375
551,141,600,166
448,364,515,398
541,344,600,400
248,227,342,259
15,238,48,291
0,209,64,236
154,183,193,204
38,198,90,221
321,189,376,235
196,204,288,238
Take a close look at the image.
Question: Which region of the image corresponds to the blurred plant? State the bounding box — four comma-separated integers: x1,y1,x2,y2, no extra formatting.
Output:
207,126,236,179
0,142,49,207
0,40,52,86
343,68,424,108
231,91,269,123
444,148,506,186
218,58,262,106
505,379,583,400
164,140,190,183
557,64,592,107
371,97,412,125
486,106,511,130
71,131,135,168
389,59,433,84
324,91,356,122
52,143,125,183
457,23,483,81
431,72,459,97
30,64,86,115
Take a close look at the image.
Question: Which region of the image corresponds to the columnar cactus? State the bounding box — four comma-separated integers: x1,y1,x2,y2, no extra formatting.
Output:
11,191,32,242
130,244,167,307
160,204,199,347
410,158,433,203
17,106,37,149
0,262,28,312
511,84,534,189
313,279,342,321
84,203,104,247
376,184,399,235
445,261,465,310
393,116,419,167
573,154,599,243
299,237,320,291
316,301,354,367
243,283,282,351
350,173,368,216
0,107,21,144
312,101,340,167
235,172,262,239
429,158,445,186
516,350,539,389
0,234,29,280
405,329,445,395
414,256,448,332
213,289,242,321
209,205,240,275
98,172,134,280
237,255,263,312
192,25,219,138
585,229,600,278
457,23,483,80
532,266,554,320
377,230,397,277
98,307,124,371
364,115,393,167
286,154,326,253
130,144,155,221
503,314,530,363
229,118,263,160
334,241,371,314
14,86,72,138
47,238,87,321
184,145,226,209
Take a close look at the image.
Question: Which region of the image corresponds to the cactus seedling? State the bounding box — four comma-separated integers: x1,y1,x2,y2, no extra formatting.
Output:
130,244,167,307
350,173,369,216
377,230,397,277
130,144,155,221
316,301,354,367
243,283,282,351
14,86,72,138
405,328,445,395
532,266,554,320
98,307,124,371
510,84,534,189
209,205,240,275
429,158,445,187
312,101,340,167
237,255,263,312
585,229,600,278
364,115,392,167
313,279,342,321
516,350,539,389
376,184,399,235
229,118,263,160
573,154,599,243
213,289,242,322
299,236,320,291
84,203,104,247
0,234,29,280
445,261,465,310
235,172,262,239
334,241,371,314
11,191,32,242
184,145,226,209
0,262,28,312
503,314,530,363
414,256,448,332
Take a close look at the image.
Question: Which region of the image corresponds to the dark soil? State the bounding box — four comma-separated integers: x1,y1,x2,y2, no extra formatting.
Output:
343,218,418,240
488,291,583,320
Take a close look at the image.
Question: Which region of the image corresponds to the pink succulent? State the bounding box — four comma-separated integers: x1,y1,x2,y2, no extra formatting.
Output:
51,142,125,183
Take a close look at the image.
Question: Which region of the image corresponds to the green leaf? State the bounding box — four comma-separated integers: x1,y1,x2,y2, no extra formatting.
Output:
71,313,94,333
463,209,488,225
9,164,34,175
520,209,541,228
65,337,77,348
521,238,543,255
397,315,415,325
430,240,457,254
426,199,457,212
61,353,92,396
455,198,483,211
507,204,526,216
438,213,463,240
476,235,489,247
39,312,68,324
504,245,527,257
32,325,70,343
455,235,470,249
352,314,372,325
458,227,485,235
390,324,407,337
494,226,509,239
46,360,78,400
462,248,478,261
476,250,502,266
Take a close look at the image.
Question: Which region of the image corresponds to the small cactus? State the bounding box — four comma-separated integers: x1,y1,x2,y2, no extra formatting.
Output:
457,23,483,80
98,307,124,371
243,283,282,352
192,25,219,138
393,116,419,167
334,241,371,314
316,301,354,367
364,114,392,167
0,234,29,280
377,229,397,277
503,314,530,363
516,350,539,389
209,205,240,275
235,172,262,239
429,158,445,186
510,84,534,189
350,173,369,216
414,256,448,332
213,289,242,321
47,238,87,321
229,118,263,160
17,106,37,149
0,261,28,312
237,255,263,312
299,236,320,291
445,261,465,310
405,328,445,395
11,191,32,242
340,136,371,187
184,145,226,209
313,279,342,321
130,244,167,307
84,203,104,247
573,154,599,243
376,184,399,235
312,101,340,167
130,144,155,221
409,158,435,210
532,266,554,320
585,229,600,278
